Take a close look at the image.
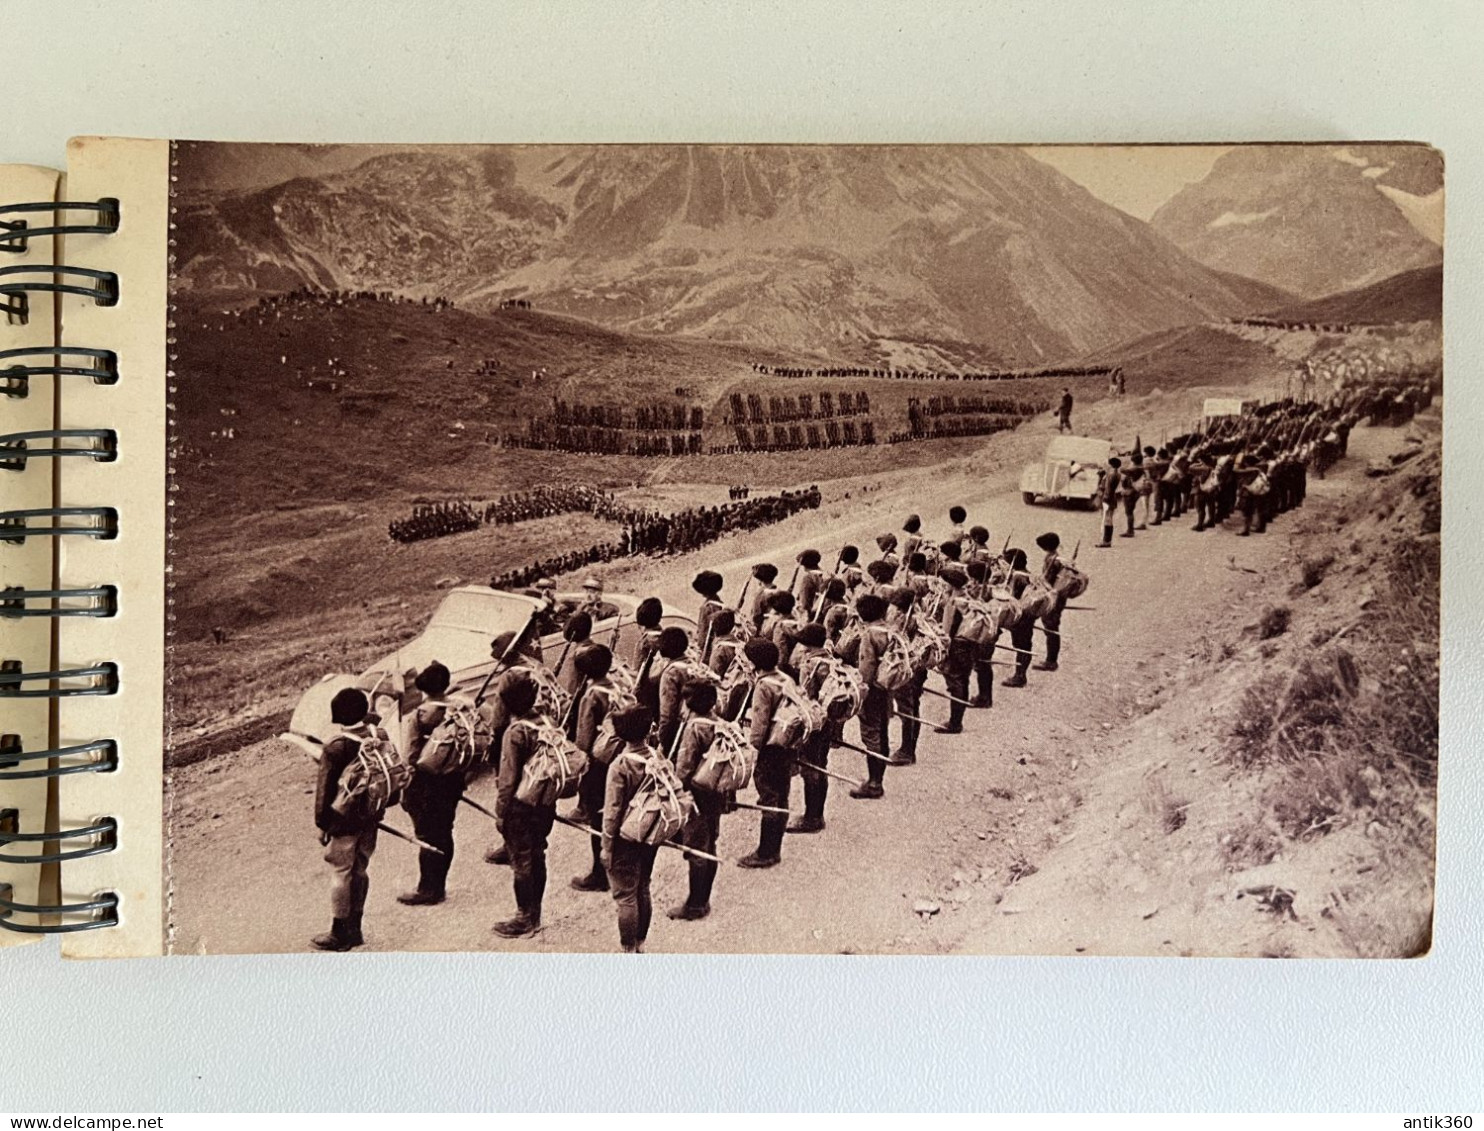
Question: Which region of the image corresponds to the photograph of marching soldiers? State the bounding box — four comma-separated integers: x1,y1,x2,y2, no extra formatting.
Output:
166,142,1441,956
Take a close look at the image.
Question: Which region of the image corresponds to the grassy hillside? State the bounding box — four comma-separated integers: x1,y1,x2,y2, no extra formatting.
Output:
1079,323,1290,396
1265,264,1442,325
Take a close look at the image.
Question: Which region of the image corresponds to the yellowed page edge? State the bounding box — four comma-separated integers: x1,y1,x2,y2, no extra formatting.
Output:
58,138,168,958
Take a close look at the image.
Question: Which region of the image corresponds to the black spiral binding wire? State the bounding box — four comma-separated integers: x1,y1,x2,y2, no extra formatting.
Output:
0,198,122,935
1,346,118,398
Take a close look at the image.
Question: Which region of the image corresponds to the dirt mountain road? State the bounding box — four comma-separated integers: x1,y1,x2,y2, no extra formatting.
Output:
168,389,1408,955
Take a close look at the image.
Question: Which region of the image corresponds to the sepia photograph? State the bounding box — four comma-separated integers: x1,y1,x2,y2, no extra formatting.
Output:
164,141,1442,956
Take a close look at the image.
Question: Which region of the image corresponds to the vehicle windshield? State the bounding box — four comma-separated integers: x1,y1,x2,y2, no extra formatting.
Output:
1045,436,1112,465
429,589,534,635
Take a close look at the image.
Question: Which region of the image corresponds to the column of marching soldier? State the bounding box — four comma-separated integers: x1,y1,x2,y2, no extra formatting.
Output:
307,509,1085,952
307,389,1383,952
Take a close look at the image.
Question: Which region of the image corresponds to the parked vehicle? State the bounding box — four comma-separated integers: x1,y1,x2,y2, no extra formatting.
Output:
1019,435,1114,507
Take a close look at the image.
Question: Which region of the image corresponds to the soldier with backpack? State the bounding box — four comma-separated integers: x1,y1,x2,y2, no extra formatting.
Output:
692,570,726,663
787,621,839,834
669,681,729,920
313,687,402,951
492,675,555,939
745,563,780,633
875,531,901,570
964,559,996,708
569,645,624,894
738,638,805,867
839,592,894,799
707,607,745,680
964,526,994,569
632,596,666,672
837,545,864,592
481,624,559,867
1000,548,1038,689
1034,533,1076,673
603,704,684,952
947,505,969,549
901,514,924,563
653,625,697,752
886,587,930,766
554,612,593,696
816,577,852,644
933,566,975,735
396,661,465,907
793,549,825,620
865,558,899,596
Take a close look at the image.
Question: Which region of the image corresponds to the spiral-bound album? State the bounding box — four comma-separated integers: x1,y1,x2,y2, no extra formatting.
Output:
0,138,1443,957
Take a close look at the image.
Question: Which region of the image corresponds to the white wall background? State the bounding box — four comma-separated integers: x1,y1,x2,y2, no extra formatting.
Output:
5,0,1481,1111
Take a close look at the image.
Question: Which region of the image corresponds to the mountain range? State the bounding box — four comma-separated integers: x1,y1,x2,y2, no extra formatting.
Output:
1151,144,1442,299
173,143,1308,367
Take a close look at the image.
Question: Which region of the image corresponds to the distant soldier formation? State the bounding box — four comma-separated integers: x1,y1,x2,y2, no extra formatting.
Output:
750,361,1123,384
387,501,482,544
487,487,823,593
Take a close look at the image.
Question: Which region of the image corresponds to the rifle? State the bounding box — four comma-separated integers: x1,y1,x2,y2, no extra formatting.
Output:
552,637,574,679
1071,538,1081,563
791,758,865,789
734,577,752,612
562,676,589,736
552,813,721,865
475,610,538,706
788,563,802,593
377,821,447,856
833,737,896,764
731,800,792,816
919,685,974,707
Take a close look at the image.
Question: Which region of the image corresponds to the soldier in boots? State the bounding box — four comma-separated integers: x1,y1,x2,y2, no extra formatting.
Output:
1034,533,1067,673
602,704,662,952
965,559,995,708
887,587,927,766
569,645,618,894
788,622,835,833
669,681,724,920
397,662,462,907
934,566,974,734
1095,458,1123,548
843,592,893,799
738,638,796,867
312,688,383,951
481,623,552,865
492,675,552,939
1000,549,1037,688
